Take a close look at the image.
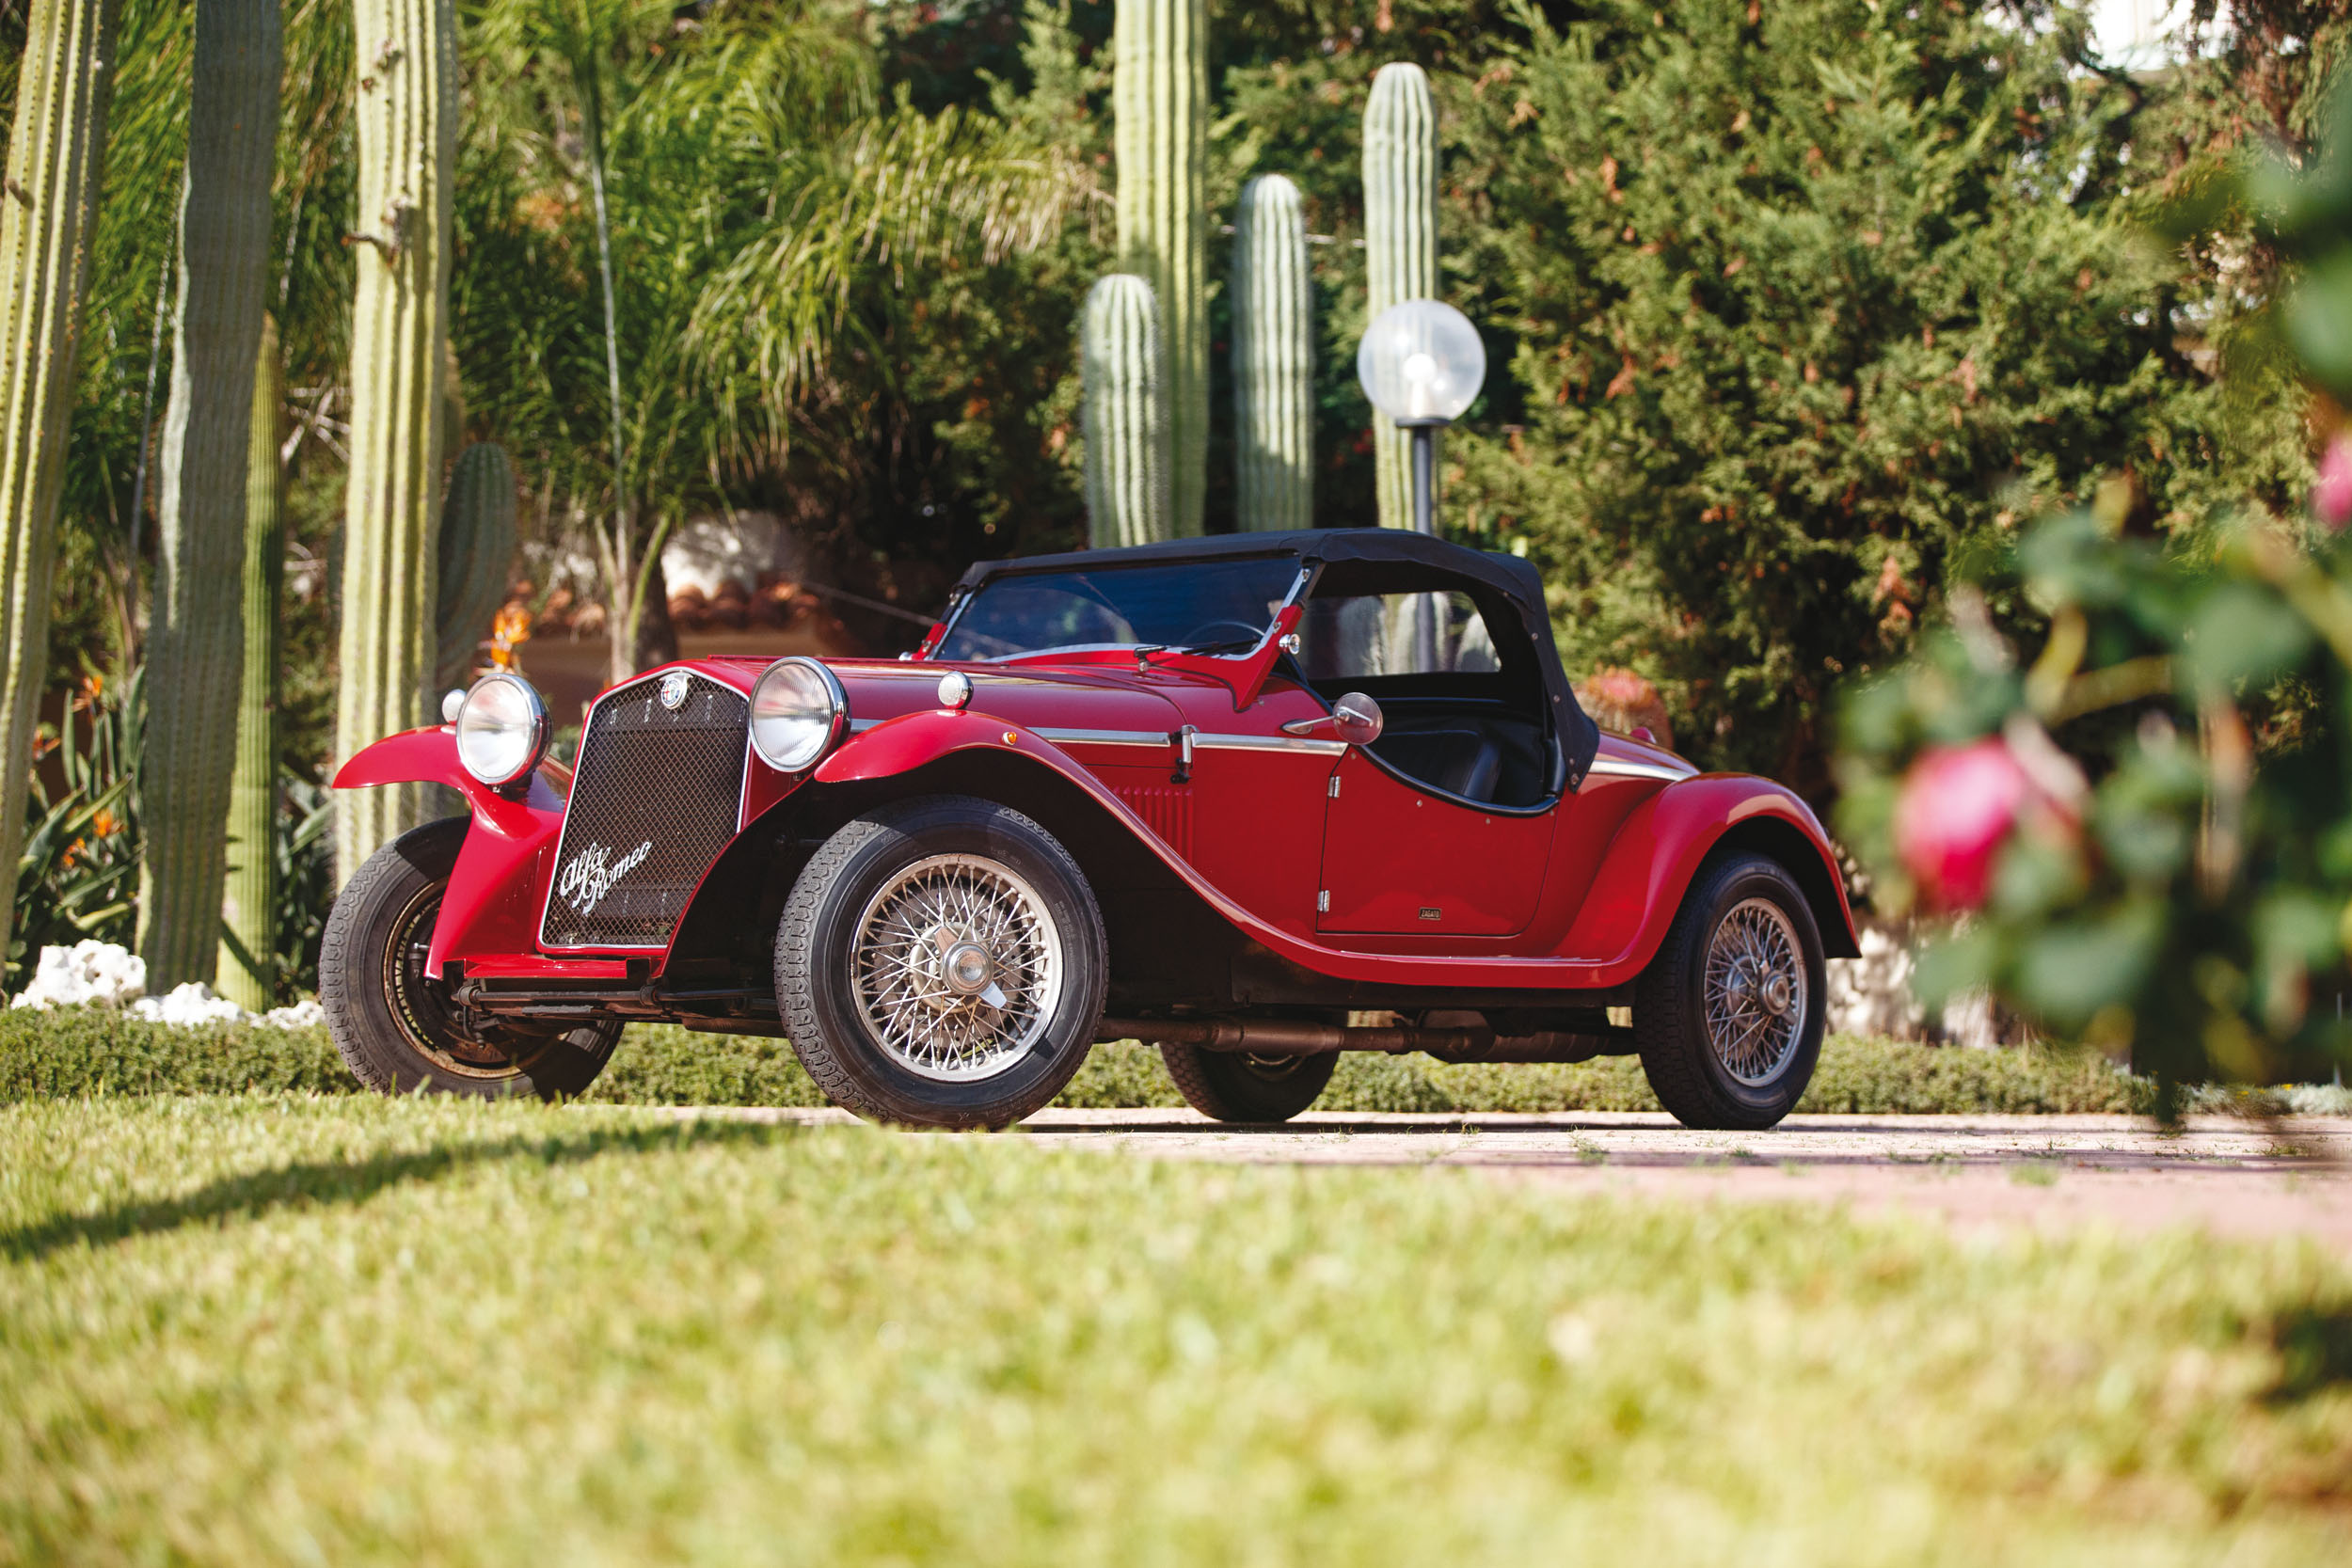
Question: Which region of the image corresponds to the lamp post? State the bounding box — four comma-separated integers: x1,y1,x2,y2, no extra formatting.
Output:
1356,299,1486,670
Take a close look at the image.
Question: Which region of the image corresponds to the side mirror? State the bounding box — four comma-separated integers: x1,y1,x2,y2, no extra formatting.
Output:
1332,691,1384,746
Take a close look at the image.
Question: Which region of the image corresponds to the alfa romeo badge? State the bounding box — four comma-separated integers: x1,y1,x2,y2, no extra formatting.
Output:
658,669,691,711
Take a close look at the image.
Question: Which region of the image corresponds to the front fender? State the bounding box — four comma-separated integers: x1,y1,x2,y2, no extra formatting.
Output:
333,727,570,971
1559,777,1858,974
814,707,1091,787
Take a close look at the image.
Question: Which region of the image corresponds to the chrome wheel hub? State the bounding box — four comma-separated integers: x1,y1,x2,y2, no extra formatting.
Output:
1704,897,1807,1087
850,854,1062,1082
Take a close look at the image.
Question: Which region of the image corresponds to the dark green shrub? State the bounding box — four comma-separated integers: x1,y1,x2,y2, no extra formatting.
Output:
0,1009,2163,1116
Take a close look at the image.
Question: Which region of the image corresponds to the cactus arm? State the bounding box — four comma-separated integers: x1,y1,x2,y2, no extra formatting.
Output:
335,0,458,885
1362,62,1439,532
1112,0,1206,538
137,0,283,991
0,0,123,968
1081,274,1170,549
1231,173,1315,532
216,313,284,1010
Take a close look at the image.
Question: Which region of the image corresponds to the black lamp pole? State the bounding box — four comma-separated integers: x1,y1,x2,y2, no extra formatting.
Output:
1400,416,1446,671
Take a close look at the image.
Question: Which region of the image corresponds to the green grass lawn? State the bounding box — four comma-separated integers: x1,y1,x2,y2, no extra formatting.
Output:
3,1098,2349,1564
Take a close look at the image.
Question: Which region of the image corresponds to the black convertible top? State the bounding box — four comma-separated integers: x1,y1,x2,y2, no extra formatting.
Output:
952,530,1601,789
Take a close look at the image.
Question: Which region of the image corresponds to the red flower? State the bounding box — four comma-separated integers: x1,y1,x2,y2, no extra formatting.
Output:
1893,738,2031,911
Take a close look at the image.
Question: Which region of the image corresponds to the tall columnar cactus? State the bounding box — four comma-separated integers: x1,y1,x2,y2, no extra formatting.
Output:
138,0,282,990
218,314,284,1011
0,0,121,965
440,338,466,480
336,0,458,884
436,442,518,690
1362,62,1439,532
1232,173,1315,533
1113,0,1206,538
1081,274,1169,550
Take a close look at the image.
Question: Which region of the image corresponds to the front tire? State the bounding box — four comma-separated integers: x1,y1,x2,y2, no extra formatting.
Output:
1158,1044,1335,1124
776,797,1106,1129
1634,851,1825,1131
321,817,620,1100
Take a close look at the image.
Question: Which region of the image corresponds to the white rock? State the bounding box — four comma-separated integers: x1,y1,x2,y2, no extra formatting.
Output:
9,942,330,1030
129,982,250,1027
9,941,147,1010
1826,922,1924,1039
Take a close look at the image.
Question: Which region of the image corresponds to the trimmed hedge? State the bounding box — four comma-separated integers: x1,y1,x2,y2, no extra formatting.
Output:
0,1006,2252,1114
0,1007,354,1099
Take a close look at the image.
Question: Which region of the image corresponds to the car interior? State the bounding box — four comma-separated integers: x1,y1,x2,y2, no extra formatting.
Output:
1288,562,1563,812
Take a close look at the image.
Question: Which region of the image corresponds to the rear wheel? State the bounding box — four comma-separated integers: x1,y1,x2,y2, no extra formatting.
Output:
1158,1044,1336,1124
777,797,1106,1129
321,817,620,1100
1634,851,1825,1131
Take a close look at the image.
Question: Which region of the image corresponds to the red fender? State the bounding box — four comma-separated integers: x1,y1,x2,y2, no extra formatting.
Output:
1560,777,1858,973
333,728,574,974
812,706,1074,784
810,711,1852,990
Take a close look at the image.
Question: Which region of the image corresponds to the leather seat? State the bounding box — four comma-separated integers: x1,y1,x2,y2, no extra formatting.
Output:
1436,735,1503,803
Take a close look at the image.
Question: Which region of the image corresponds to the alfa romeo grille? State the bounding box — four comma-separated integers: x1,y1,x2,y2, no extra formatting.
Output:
540,672,749,949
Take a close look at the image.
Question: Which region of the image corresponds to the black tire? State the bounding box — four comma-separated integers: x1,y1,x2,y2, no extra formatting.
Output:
1158,1043,1336,1124
321,817,621,1100
776,796,1107,1129
1634,851,1826,1131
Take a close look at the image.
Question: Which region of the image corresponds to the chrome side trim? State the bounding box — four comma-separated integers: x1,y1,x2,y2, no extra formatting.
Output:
1036,727,1176,748
839,719,1173,748
1193,732,1349,756
836,720,1343,753
1586,756,1693,783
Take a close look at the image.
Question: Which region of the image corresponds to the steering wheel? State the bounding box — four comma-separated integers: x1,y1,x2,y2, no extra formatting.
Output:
1179,619,1267,651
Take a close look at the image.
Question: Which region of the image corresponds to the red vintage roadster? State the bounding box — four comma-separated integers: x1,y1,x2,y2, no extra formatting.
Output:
322,530,1857,1130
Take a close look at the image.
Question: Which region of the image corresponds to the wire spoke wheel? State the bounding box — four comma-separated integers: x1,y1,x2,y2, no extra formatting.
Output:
1702,896,1807,1087
849,852,1064,1083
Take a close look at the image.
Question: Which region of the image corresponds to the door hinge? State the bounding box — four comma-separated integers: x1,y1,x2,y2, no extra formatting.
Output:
1316,890,1329,912
1327,775,1342,798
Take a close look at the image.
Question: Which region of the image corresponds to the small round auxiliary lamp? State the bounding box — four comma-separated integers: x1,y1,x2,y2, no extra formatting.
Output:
1356,299,1486,668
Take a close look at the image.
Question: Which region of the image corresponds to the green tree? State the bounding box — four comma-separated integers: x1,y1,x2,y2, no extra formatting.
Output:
461,0,1082,681
1450,0,2254,794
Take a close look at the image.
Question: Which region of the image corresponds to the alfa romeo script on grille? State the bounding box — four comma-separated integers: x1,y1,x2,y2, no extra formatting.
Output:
557,840,653,915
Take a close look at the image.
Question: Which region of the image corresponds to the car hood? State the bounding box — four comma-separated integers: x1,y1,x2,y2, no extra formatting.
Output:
696,655,1190,739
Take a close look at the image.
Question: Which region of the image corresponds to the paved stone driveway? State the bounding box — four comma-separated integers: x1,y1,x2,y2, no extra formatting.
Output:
691,1106,2352,1249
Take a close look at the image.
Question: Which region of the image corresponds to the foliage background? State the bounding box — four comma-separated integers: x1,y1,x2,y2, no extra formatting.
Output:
0,0,2341,951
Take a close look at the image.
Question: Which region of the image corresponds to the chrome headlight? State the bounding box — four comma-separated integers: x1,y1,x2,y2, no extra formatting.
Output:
454,672,550,789
750,657,847,772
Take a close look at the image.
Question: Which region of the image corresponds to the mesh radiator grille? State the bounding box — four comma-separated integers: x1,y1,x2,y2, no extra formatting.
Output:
540,673,749,949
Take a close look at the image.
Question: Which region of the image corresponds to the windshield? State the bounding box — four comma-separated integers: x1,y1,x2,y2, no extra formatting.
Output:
934,557,1303,661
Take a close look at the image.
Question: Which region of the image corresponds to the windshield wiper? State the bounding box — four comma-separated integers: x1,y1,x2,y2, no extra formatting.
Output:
1177,638,1262,657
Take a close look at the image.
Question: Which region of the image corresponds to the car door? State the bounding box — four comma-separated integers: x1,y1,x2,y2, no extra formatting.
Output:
1316,746,1555,936
1301,583,1559,938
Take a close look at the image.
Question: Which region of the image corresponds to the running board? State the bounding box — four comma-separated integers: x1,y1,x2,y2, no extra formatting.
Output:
1097,1016,1630,1062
